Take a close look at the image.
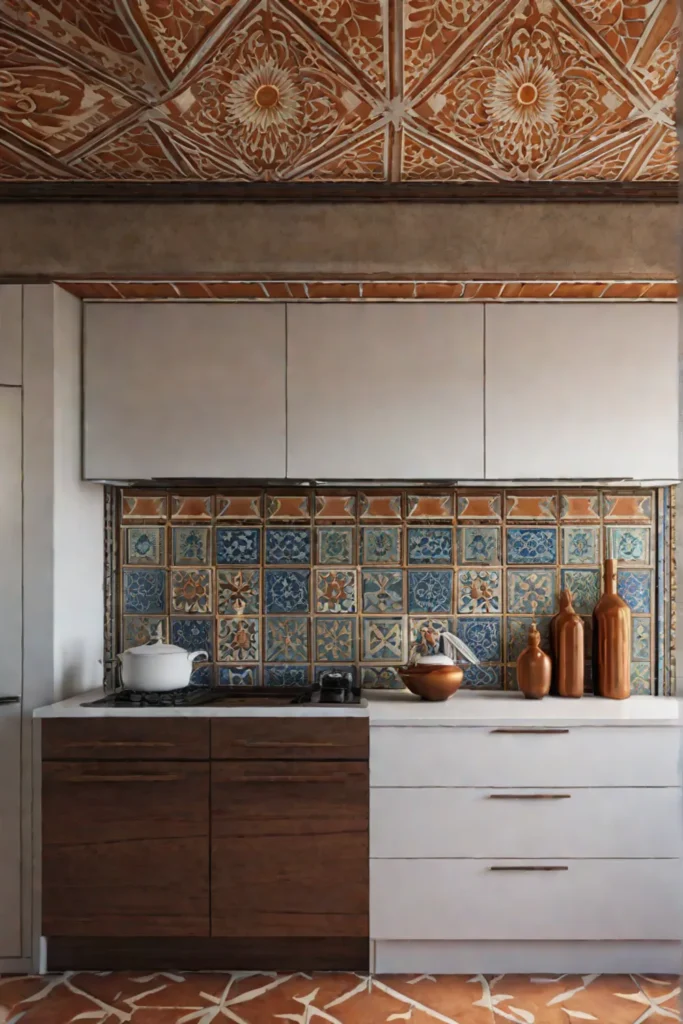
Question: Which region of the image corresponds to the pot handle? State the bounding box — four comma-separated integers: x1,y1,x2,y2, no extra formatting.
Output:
189,650,209,663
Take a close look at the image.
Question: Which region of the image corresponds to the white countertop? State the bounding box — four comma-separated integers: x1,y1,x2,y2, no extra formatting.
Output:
33,688,680,726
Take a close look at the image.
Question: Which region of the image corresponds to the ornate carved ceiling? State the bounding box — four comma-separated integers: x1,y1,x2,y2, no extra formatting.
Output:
0,0,677,182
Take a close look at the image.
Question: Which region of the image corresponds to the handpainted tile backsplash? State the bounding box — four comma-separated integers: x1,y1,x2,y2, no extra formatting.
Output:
111,487,673,694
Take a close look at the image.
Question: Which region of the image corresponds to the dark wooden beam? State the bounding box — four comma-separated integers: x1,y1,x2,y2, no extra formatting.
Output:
0,180,677,202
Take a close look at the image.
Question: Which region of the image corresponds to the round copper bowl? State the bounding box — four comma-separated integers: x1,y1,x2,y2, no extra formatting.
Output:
398,664,464,701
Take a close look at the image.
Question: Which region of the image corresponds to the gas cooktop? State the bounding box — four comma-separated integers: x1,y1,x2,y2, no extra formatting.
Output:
81,684,363,709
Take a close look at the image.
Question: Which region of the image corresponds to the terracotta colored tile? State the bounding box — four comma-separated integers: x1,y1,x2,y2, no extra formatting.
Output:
287,283,309,299
506,492,557,520
359,491,403,519
115,282,178,298
517,282,559,298
642,282,678,299
603,492,653,520
500,282,525,297
13,984,98,1024
316,493,356,519
361,282,415,299
458,492,502,520
406,493,455,518
172,281,213,298
122,493,168,519
208,283,266,298
266,494,311,519
472,283,505,299
485,975,651,1024
263,282,296,298
171,494,213,519
377,975,494,1023
216,494,263,519
60,281,123,299
414,283,465,299
307,283,361,299
602,282,650,298
551,283,609,298
560,492,601,520
633,974,680,1015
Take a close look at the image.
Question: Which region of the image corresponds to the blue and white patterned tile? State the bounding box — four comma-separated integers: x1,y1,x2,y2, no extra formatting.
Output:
456,526,501,565
265,617,309,663
463,663,503,689
562,526,599,565
408,569,453,614
362,617,405,662
123,615,167,649
506,570,556,615
506,527,557,565
171,569,213,614
630,662,651,695
362,570,404,613
561,569,600,615
632,617,651,662
265,528,311,565
607,526,651,564
506,616,552,662
506,666,519,691
216,527,260,565
315,617,357,662
315,570,357,613
217,617,259,662
314,665,357,684
361,665,403,689
409,617,453,656
407,527,453,564
618,569,652,614
218,665,261,686
125,526,164,566
172,526,211,566
170,617,213,659
264,665,310,686
457,616,502,662
191,662,214,686
316,526,354,565
123,568,167,614
457,569,501,614
217,569,260,615
361,526,402,565
264,569,310,613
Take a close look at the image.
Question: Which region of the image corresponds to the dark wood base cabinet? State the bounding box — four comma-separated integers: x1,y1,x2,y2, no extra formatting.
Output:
42,717,369,971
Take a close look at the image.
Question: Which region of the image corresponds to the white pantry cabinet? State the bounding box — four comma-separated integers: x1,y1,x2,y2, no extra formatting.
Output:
485,303,678,480
286,304,484,479
0,285,22,386
83,303,287,479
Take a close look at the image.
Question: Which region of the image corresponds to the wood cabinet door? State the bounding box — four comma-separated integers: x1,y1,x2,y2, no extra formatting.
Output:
42,761,210,936
83,302,286,479
211,760,368,938
286,303,484,479
485,302,678,479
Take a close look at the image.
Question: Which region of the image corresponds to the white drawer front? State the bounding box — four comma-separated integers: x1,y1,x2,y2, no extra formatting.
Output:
371,727,679,788
371,787,682,859
370,859,681,941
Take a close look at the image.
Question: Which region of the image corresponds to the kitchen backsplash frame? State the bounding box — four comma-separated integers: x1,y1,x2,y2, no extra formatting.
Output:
104,485,676,695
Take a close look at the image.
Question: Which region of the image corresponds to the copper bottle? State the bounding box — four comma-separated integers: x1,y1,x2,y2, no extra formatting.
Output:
593,558,631,700
516,622,552,700
552,589,584,698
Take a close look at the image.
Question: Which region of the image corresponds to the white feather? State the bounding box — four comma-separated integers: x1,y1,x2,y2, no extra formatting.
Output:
441,631,480,665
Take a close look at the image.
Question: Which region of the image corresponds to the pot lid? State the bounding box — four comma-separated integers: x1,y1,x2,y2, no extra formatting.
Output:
125,639,187,657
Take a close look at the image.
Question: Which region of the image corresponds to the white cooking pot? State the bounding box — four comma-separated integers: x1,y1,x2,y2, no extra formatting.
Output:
118,637,208,692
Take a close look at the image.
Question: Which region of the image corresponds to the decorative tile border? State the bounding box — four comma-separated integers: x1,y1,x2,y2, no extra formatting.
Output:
62,280,677,301
106,486,670,695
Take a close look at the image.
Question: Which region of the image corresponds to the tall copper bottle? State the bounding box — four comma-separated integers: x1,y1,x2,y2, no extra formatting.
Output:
516,622,552,700
551,589,584,698
593,558,631,700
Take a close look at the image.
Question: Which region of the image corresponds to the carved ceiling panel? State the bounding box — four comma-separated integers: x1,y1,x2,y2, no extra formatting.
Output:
0,0,677,181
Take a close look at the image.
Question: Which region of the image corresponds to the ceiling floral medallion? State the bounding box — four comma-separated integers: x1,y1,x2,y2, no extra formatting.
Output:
227,59,302,131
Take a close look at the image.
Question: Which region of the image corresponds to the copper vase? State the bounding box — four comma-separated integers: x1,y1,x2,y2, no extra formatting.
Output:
517,622,552,700
552,589,584,698
593,558,631,700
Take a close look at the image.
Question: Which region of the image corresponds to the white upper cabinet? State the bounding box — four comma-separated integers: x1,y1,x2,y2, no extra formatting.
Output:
0,286,22,386
83,303,286,479
485,303,678,480
286,303,484,479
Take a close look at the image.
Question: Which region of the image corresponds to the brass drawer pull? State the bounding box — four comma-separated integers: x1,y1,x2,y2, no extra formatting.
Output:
490,728,570,735
488,794,571,801
489,865,569,872
64,741,174,748
65,773,180,783
238,775,346,784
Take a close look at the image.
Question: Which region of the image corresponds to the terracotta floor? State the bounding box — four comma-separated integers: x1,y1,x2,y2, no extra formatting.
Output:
0,972,679,1024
